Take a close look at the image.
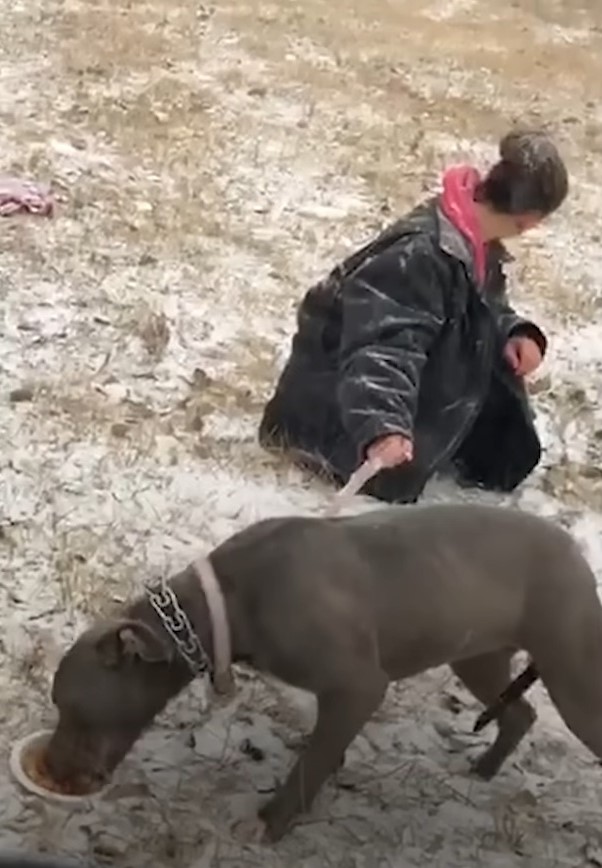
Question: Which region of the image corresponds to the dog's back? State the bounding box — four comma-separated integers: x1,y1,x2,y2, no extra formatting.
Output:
212,502,597,679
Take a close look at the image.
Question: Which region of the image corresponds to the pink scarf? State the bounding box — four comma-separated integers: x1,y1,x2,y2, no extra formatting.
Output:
439,165,486,285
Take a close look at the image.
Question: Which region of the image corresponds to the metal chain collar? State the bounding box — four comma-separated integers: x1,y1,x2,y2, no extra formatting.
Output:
144,578,211,676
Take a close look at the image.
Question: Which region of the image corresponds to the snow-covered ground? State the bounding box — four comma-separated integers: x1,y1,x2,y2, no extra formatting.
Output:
1,0,602,865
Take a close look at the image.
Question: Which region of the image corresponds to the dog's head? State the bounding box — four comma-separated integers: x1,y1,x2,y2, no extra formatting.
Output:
46,619,190,790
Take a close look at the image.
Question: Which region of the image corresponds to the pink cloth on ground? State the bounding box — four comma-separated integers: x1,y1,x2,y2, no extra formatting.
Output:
0,177,54,217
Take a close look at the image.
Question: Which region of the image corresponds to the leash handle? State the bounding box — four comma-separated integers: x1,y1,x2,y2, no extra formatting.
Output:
324,457,383,516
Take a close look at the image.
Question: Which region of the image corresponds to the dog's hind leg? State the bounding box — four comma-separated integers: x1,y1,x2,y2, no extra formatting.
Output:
451,651,536,779
520,557,602,765
535,623,602,764
541,676,602,763
259,666,389,842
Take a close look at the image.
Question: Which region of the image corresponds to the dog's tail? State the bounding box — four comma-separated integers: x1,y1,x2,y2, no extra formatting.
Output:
473,662,540,733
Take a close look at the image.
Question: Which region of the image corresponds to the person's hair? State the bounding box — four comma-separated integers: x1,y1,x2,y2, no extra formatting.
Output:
475,129,569,217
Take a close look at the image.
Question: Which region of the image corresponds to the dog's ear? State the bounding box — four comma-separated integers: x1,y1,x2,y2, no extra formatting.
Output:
95,620,173,667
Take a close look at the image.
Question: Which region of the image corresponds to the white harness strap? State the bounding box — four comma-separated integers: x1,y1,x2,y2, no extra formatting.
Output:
192,457,382,695
192,556,235,696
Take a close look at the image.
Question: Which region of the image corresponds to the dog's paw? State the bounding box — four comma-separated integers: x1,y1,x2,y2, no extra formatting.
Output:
258,800,296,843
231,817,268,846
471,752,500,781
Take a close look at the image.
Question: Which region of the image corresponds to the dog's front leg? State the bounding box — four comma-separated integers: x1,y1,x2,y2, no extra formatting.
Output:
260,672,389,842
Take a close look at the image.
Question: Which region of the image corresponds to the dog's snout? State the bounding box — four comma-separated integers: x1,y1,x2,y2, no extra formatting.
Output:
45,722,103,783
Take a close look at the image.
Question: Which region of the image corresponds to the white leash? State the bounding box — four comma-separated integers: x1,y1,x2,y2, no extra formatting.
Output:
323,457,384,516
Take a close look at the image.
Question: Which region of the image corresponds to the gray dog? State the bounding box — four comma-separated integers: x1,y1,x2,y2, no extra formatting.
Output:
46,503,602,842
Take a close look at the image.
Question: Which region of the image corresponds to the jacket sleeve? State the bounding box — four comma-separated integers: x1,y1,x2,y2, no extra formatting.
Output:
487,259,547,356
337,246,447,459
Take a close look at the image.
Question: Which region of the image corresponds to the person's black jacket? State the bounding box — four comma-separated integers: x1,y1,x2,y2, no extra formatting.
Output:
259,199,546,503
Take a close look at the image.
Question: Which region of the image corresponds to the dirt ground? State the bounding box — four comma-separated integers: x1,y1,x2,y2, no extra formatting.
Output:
1,0,602,865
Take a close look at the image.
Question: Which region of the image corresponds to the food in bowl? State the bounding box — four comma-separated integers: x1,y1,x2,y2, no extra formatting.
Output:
21,743,99,797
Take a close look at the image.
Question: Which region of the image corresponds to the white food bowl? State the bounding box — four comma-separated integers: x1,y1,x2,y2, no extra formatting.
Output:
10,729,107,806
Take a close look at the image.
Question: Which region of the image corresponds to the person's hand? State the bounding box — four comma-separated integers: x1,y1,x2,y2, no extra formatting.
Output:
503,336,543,378
366,433,413,469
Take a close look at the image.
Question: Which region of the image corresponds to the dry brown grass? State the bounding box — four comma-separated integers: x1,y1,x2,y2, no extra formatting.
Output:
1,0,600,636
